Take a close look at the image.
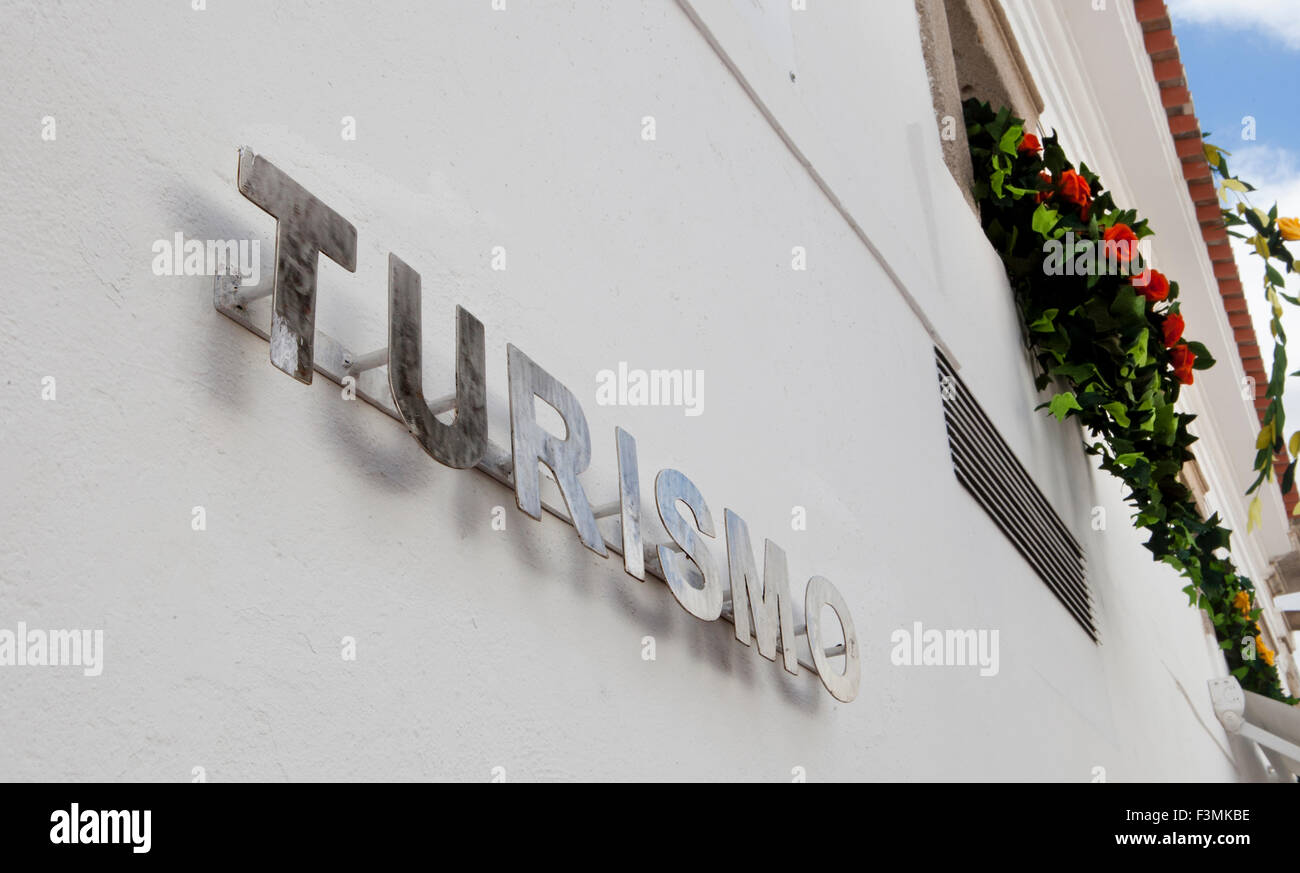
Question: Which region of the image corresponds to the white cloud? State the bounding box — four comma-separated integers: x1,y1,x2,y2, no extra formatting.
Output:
1167,0,1300,51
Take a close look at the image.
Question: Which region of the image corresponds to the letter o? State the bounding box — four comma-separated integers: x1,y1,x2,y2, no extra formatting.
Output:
804,576,860,702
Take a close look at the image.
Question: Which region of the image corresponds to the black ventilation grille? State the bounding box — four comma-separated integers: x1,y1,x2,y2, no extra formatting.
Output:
935,349,1096,641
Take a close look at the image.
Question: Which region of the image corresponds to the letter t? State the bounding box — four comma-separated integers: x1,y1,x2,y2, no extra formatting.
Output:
237,148,357,383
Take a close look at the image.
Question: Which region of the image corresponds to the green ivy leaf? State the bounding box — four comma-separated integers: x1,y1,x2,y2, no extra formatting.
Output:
1028,308,1059,333
1051,362,1109,388
1110,285,1145,323
1253,234,1270,259
1102,402,1131,428
1048,392,1082,421
1127,328,1150,367
998,123,1023,157
1248,495,1264,532
1183,340,1216,370
1154,402,1177,446
1031,203,1060,238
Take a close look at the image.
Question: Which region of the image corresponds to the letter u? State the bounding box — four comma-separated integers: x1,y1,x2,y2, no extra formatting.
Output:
387,253,487,468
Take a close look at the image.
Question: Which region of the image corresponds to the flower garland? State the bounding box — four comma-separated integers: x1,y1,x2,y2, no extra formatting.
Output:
1203,144,1300,524
963,99,1291,702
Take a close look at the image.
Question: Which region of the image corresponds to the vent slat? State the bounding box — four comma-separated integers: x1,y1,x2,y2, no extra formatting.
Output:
953,467,1097,634
944,401,1087,563
938,357,1084,553
946,436,1090,598
948,436,1092,608
949,453,1092,617
935,349,1097,641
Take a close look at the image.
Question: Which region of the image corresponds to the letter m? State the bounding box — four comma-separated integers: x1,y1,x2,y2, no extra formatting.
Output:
102,811,129,844
50,629,81,665
724,509,798,675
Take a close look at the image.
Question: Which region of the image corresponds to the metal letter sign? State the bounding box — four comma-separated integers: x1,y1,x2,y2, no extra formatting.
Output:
615,427,644,581
805,576,861,702
388,254,488,469
219,149,861,703
655,468,724,622
724,509,799,675
237,150,357,384
507,345,607,557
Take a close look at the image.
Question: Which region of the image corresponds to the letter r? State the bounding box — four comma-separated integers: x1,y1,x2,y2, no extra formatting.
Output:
506,344,607,557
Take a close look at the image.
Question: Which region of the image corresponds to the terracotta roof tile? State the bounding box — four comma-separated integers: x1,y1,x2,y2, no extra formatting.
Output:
1144,27,1177,57
1135,0,1169,25
1132,5,1294,511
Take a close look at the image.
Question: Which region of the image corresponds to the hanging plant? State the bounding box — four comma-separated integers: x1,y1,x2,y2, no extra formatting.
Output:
963,98,1291,702
1204,144,1300,521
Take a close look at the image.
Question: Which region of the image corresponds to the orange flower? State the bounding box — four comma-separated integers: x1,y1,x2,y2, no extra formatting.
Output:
1279,216,1300,241
1169,343,1196,385
1018,133,1042,155
1104,223,1140,266
1133,268,1169,302
1161,312,1184,347
1057,169,1092,217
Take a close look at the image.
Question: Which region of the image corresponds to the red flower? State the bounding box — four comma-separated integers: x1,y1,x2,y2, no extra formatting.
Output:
1161,312,1185,347
1133,267,1169,302
1169,343,1196,385
1104,223,1139,266
1057,169,1092,217
1018,133,1042,155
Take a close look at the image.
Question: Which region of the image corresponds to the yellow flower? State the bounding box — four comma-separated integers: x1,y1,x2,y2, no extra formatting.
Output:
1233,590,1252,615
1280,216,1300,241
1257,636,1276,667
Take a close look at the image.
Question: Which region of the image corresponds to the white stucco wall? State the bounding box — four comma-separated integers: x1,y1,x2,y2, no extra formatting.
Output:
0,0,1255,780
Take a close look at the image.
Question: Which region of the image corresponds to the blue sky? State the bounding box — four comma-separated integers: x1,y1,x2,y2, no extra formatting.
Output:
1170,1,1300,162
1167,0,1300,426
